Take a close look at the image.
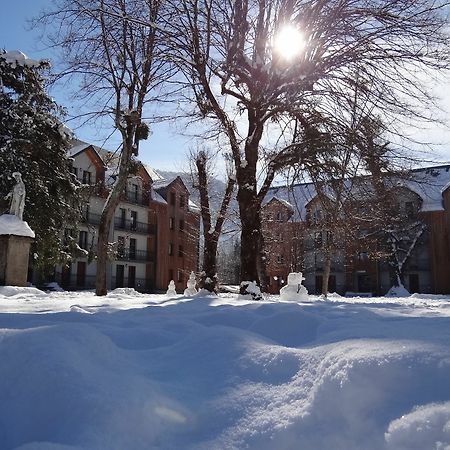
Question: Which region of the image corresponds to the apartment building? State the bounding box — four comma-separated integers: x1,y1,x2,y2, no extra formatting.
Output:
262,165,450,295
56,141,200,293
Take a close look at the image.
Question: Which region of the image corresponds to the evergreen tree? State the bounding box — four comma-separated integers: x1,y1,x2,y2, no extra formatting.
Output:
0,50,81,279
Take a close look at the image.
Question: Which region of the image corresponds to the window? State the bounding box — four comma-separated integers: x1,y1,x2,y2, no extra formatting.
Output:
178,245,184,257
276,212,283,222
78,231,88,250
170,192,176,205
276,255,285,264
314,232,322,248
168,243,174,256
129,238,136,259
177,270,183,282
131,184,139,202
179,219,184,232
326,231,333,245
169,269,174,281
358,251,368,262
130,211,137,230
179,195,185,208
82,170,91,185
169,217,175,230
119,208,126,228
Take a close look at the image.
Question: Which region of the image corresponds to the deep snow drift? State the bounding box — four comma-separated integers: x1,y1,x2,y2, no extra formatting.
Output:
1,287,450,450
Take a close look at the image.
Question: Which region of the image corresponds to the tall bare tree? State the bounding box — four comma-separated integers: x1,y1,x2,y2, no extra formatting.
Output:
36,0,172,295
163,0,450,294
191,149,236,292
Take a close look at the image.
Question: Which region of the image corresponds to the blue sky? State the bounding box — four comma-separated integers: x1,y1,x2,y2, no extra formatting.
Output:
0,0,191,172
1,1,450,172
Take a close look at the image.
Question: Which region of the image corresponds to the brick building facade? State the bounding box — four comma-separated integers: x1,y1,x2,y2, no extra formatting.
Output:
262,165,450,295
55,141,199,293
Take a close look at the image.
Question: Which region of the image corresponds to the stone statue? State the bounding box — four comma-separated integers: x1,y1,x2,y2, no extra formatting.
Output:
4,172,26,220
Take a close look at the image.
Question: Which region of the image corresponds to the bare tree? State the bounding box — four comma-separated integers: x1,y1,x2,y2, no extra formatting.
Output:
36,0,172,295
191,149,236,292
164,0,450,294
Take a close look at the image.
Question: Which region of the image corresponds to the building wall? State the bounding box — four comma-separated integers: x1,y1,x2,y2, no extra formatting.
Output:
56,149,200,293
263,184,450,295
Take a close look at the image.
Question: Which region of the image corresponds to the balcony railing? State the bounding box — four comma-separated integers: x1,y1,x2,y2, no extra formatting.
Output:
116,248,154,262
124,190,149,206
83,212,102,226
114,218,156,234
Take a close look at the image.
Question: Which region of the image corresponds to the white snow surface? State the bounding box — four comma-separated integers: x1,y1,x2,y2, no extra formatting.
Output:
0,214,35,238
1,288,450,449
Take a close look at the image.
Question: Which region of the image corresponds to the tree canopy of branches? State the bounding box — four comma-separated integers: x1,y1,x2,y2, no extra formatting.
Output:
163,0,450,294
0,51,81,278
37,0,173,295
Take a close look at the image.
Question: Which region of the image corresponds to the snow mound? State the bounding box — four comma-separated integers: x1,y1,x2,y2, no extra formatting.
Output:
108,287,142,297
1,292,450,449
385,402,450,450
0,286,45,297
386,284,410,297
0,214,35,238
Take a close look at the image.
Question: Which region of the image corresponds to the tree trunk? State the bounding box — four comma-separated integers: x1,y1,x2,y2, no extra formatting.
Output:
200,235,219,292
238,187,262,294
95,136,133,296
322,253,332,298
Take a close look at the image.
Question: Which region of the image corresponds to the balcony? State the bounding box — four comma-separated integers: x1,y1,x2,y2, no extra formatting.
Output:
114,218,156,235
83,212,102,226
116,248,154,262
124,190,149,206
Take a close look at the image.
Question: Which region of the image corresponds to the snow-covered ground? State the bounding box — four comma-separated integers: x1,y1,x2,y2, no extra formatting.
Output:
1,287,450,450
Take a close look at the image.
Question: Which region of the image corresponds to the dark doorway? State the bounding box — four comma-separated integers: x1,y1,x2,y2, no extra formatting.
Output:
315,275,323,294
116,265,124,288
409,273,420,293
61,264,71,288
76,261,86,287
128,266,136,288
357,274,372,292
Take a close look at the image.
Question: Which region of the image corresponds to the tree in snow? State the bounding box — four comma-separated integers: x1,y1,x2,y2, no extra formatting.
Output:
37,0,174,295
0,50,81,278
163,0,450,295
191,149,236,292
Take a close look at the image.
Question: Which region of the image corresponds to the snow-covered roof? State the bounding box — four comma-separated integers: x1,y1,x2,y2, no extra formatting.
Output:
188,199,201,213
151,189,167,204
142,164,163,183
152,179,173,189
265,165,450,221
266,196,294,210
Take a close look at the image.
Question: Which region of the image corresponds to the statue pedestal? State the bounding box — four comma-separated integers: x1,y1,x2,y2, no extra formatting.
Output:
0,215,35,287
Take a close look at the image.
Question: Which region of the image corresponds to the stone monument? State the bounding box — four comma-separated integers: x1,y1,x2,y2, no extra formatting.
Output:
280,272,309,302
0,173,34,286
166,280,177,297
184,271,198,296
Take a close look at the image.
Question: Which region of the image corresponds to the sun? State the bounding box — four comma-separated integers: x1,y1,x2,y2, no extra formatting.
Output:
273,25,305,61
